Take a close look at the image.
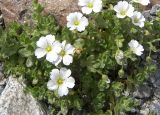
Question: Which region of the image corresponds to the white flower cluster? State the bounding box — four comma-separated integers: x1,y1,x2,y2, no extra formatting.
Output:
35,35,75,66
112,1,146,63
35,34,75,96
67,0,103,32
114,0,148,28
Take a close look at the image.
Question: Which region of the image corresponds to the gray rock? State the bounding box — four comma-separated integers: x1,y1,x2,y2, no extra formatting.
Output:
143,10,155,21
140,108,149,115
150,4,160,15
0,78,6,95
154,69,160,79
141,97,160,115
153,100,160,115
154,80,160,88
143,4,160,21
0,72,4,81
148,69,160,85
0,71,6,94
148,73,156,84
0,85,5,95
0,76,47,115
0,78,6,86
154,88,160,99
0,11,5,28
133,84,152,99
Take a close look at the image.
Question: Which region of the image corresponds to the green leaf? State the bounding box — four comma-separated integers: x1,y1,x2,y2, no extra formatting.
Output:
18,48,33,57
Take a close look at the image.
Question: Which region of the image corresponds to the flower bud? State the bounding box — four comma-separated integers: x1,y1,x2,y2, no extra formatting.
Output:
118,69,125,78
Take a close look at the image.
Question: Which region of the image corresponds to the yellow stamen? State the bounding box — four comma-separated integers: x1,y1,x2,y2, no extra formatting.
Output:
59,50,66,57
46,46,52,52
87,2,93,8
120,9,126,16
133,17,139,23
74,20,80,26
57,77,64,85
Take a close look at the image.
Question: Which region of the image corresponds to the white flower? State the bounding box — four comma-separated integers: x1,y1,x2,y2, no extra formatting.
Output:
114,1,134,18
128,40,144,56
53,40,75,66
132,0,150,6
47,68,75,97
78,0,102,14
131,11,145,28
35,34,62,63
67,12,88,32
115,50,124,65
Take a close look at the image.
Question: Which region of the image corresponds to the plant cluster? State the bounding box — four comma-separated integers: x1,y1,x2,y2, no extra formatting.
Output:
0,0,160,114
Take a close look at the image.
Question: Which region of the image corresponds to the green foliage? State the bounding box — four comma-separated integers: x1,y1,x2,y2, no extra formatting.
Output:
0,0,160,114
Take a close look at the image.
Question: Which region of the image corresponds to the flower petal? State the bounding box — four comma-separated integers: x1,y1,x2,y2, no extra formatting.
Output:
76,12,83,20
114,5,120,12
45,34,55,45
93,1,102,13
139,22,144,28
141,0,150,5
65,44,75,55
46,52,58,62
126,4,134,17
61,40,66,49
116,13,126,18
63,55,73,65
67,13,75,22
69,26,77,31
47,80,58,90
52,41,62,53
65,77,75,88
76,16,88,32
135,49,143,56
121,1,129,10
78,0,88,6
35,48,47,58
82,7,93,14
58,85,69,96
128,40,139,48
52,56,62,66
80,17,89,27
36,37,48,48
50,69,60,80
60,68,71,78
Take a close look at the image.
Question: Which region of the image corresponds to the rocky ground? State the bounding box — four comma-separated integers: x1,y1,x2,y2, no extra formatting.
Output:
133,68,160,115
132,5,160,115
0,0,79,26
0,0,160,115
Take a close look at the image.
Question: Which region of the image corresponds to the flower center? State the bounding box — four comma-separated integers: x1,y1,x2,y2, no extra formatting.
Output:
120,9,126,16
46,46,52,52
133,0,139,2
59,50,66,57
74,20,80,26
57,77,64,85
133,17,139,23
87,2,93,8
130,47,136,53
